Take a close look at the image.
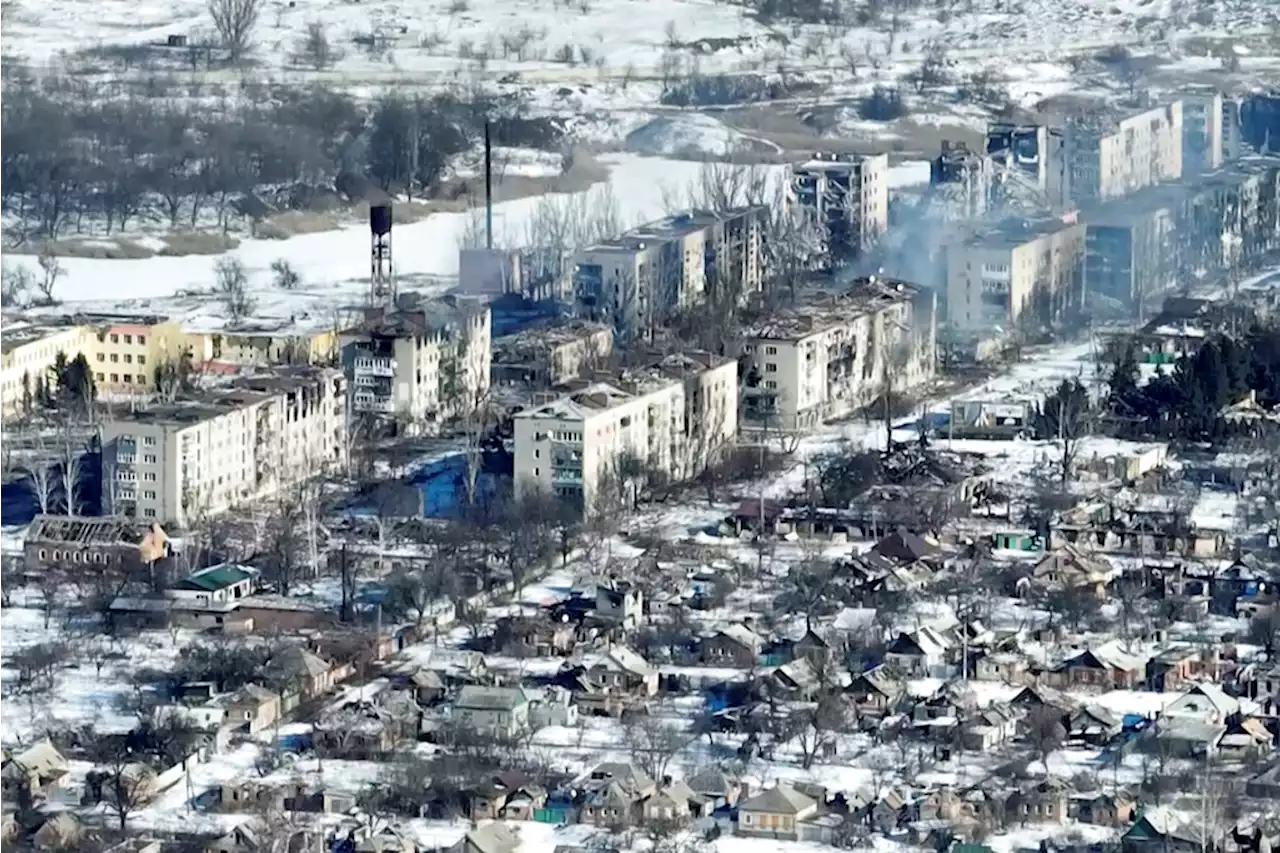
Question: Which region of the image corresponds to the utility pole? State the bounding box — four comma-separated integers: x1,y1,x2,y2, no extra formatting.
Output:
484,120,494,251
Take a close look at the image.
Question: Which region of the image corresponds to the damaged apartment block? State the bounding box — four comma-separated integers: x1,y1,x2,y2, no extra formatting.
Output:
736,275,937,432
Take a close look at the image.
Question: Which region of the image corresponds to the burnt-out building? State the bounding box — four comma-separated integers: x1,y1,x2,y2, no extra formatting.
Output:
23,514,173,578
986,122,1068,210
1241,91,1280,155
1084,157,1280,320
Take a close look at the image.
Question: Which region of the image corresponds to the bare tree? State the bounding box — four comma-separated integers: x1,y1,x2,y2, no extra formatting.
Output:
622,711,688,782
1025,706,1066,774
35,247,63,304
439,319,492,508
213,256,256,324
97,755,154,831
261,487,307,595
33,569,66,630
367,482,414,577
787,691,846,770
295,21,341,70
208,0,263,62
57,422,84,517
1,261,33,307
23,445,57,517
270,257,301,289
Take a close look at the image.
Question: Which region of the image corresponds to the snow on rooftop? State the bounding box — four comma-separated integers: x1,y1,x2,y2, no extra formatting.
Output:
1190,490,1240,532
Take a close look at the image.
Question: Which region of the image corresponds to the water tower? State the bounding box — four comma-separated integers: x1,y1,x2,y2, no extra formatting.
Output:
370,202,394,309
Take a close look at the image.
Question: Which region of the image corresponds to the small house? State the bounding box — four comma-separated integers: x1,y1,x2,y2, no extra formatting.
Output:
1052,647,1145,690
220,684,281,734
735,784,818,840
702,625,763,668
452,687,531,739
1068,705,1123,746
884,627,951,677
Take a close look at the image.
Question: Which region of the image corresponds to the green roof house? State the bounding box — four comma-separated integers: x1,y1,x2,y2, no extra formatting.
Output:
167,564,257,605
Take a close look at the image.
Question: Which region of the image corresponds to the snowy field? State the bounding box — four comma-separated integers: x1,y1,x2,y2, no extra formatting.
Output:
4,153,931,324
9,0,1278,90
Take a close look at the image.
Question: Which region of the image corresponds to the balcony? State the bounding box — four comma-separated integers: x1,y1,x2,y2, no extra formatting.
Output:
116,452,136,465
353,395,395,413
353,357,395,377
552,467,583,484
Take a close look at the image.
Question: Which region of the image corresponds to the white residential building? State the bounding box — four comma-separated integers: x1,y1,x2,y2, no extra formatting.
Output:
946,214,1086,335
789,153,889,264
573,207,764,341
100,367,348,525
339,296,491,432
1066,102,1184,202
1,321,96,420
513,352,738,514
735,276,936,432
1182,90,1225,173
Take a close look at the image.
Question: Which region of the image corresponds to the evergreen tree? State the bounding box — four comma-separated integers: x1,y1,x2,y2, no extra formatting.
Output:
1107,343,1140,415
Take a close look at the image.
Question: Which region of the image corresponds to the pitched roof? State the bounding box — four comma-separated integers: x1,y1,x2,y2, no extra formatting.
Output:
599,645,655,678
269,645,331,679
1064,646,1145,673
227,683,277,706
9,740,67,777
1166,682,1240,718
686,767,734,796
463,822,520,853
578,762,654,795
172,564,254,593
738,783,817,815
455,686,528,712
872,528,939,564
716,624,762,650
1073,704,1122,729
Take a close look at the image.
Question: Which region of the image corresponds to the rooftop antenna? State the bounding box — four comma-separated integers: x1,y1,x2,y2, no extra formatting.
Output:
484,120,494,250
369,202,394,311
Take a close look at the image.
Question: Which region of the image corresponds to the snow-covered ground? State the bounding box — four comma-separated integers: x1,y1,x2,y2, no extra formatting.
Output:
0,601,194,744
5,153,931,325
11,0,1278,90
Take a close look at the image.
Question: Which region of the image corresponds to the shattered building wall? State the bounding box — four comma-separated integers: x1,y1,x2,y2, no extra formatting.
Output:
986,123,1068,210
789,153,889,268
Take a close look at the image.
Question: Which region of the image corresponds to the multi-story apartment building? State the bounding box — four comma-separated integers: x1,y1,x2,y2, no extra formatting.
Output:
790,153,889,266
1084,159,1280,320
930,141,993,220
1085,189,1179,321
573,207,764,341
184,321,337,368
100,367,347,525
735,277,936,432
1182,90,1225,173
1065,102,1183,203
946,215,1086,335
1,321,96,420
339,295,491,432
491,321,613,389
513,352,738,514
1,313,188,419
1240,91,1280,155
1222,95,1245,161
77,313,186,396
985,124,1068,210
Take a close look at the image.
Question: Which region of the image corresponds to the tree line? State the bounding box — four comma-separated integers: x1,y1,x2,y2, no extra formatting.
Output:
1,70,567,241
1105,323,1280,441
